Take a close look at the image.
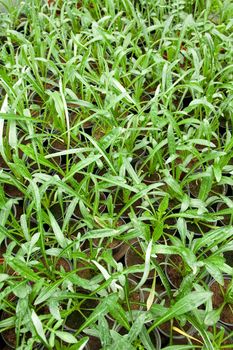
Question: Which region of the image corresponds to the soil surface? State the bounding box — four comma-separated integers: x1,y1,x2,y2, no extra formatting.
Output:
113,242,130,262
0,156,9,169
189,179,227,198
188,179,201,197
2,328,16,348
73,172,85,183
65,298,98,330
50,139,67,150
166,254,185,288
3,184,23,198
210,279,233,325
187,218,215,235
137,164,160,184
0,244,6,258
88,335,102,350
15,201,24,220
210,184,227,196
223,251,233,267
50,202,63,220
55,258,71,272
1,312,17,347
82,120,93,129
77,251,96,279
218,202,232,225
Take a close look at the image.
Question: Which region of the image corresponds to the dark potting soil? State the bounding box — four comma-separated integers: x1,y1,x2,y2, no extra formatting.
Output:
50,203,63,220
55,258,71,272
50,139,67,151
166,255,185,288
210,279,233,325
113,242,130,262
126,245,144,267
138,164,160,184
224,251,233,267
73,172,85,183
32,93,43,105
0,244,6,258
0,156,9,169
14,201,24,220
2,327,16,348
87,335,102,350
218,202,232,225
188,179,200,198
143,172,160,184
189,179,227,198
65,299,98,330
210,184,227,195
77,259,96,280
82,120,93,129
3,184,23,198
187,218,215,235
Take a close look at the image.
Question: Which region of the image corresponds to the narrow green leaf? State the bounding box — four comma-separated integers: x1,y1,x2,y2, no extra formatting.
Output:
56,331,77,344
31,310,48,344
48,210,67,248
